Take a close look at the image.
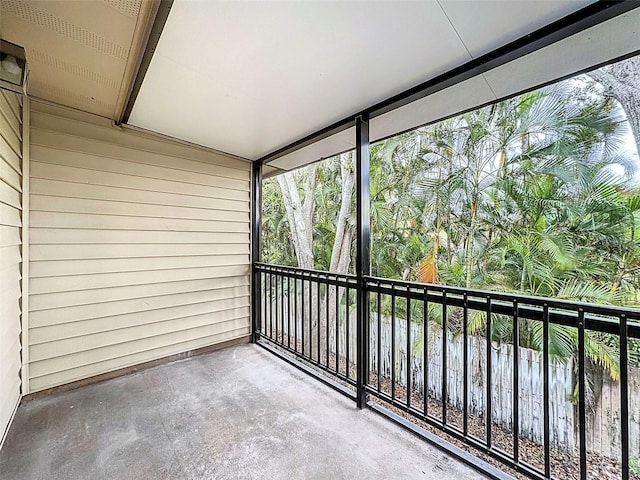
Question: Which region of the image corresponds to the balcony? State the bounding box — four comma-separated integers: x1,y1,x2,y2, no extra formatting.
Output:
1,2,639,480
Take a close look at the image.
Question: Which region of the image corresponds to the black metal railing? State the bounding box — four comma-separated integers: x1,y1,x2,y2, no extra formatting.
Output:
255,263,358,394
254,262,640,480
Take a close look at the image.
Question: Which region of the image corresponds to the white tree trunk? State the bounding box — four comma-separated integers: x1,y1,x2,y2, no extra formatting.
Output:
587,56,640,157
277,165,317,269
330,152,355,273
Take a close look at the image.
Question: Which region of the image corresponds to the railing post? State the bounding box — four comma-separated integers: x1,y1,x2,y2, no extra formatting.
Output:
356,114,370,409
251,160,263,343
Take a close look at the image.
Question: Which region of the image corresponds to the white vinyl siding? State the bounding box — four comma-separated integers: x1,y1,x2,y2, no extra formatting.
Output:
28,101,251,392
0,90,22,443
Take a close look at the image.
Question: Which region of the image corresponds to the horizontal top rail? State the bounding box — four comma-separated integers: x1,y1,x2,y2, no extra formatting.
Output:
366,274,640,320
254,263,640,335
255,262,357,281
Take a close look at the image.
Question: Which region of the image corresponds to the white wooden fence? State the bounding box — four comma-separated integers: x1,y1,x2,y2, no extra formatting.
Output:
265,290,640,460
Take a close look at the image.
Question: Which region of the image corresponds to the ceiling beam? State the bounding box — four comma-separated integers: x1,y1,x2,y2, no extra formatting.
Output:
120,0,174,125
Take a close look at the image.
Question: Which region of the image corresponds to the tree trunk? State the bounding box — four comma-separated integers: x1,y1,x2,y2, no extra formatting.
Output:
326,154,355,367
277,165,317,270
587,57,640,157
277,166,317,352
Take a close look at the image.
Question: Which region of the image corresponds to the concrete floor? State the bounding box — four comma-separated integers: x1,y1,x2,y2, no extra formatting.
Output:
0,344,487,480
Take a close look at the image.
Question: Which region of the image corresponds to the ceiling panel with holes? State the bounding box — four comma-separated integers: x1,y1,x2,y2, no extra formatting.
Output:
0,0,156,119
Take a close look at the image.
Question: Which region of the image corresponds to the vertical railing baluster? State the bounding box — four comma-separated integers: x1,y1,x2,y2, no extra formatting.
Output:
279,273,283,343
377,283,382,393
287,275,291,348
463,292,468,436
442,291,448,425
346,286,351,379
620,313,629,480
294,275,298,353
301,274,306,356
423,287,429,418
317,278,321,364
513,299,519,464
336,284,340,374
578,308,587,480
391,284,396,401
309,276,313,360
270,272,274,339
281,273,285,344
273,272,280,342
261,271,266,337
486,296,492,449
326,276,330,368
407,287,412,409
543,303,551,479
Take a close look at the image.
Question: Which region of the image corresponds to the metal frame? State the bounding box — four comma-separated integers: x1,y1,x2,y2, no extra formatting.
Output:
355,114,370,408
251,161,263,343
254,263,638,480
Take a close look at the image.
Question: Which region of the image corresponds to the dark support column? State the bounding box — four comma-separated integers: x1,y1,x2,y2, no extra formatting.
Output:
251,160,263,343
356,114,370,409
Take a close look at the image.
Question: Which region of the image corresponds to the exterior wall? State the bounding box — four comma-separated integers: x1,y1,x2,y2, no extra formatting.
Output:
0,90,23,443
27,101,251,392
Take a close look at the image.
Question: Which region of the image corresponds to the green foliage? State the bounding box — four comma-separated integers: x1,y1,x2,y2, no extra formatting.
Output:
262,75,640,378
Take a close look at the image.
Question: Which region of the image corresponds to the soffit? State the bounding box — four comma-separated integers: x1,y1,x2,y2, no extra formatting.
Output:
0,0,157,119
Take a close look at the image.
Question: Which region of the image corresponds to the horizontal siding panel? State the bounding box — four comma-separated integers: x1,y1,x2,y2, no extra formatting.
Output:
30,108,251,170
28,102,250,391
0,244,21,271
31,254,249,277
0,180,21,209
30,320,250,379
29,328,249,392
30,285,249,327
0,100,21,133
1,91,21,123
31,304,249,345
31,129,250,181
0,367,20,436
30,265,249,294
30,303,249,344
31,178,249,212
32,314,250,361
0,201,21,227
0,225,21,246
31,243,249,261
30,228,248,245
30,275,248,310
31,195,249,222
0,135,21,173
31,162,249,201
0,109,21,155
1,157,21,191
0,291,21,336
29,211,248,232
30,295,248,331
0,338,21,374
30,145,249,191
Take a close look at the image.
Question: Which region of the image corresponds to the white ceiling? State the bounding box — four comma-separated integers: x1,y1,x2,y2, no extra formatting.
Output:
128,0,598,161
